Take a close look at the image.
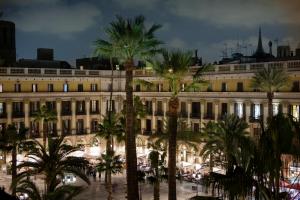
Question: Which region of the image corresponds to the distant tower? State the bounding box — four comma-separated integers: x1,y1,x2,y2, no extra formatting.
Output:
0,20,16,66
268,40,273,56
252,27,266,59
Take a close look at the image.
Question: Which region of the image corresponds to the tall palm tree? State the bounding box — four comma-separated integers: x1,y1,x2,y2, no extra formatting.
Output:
97,151,123,200
95,113,124,186
0,124,28,196
151,49,206,200
251,66,289,120
33,105,57,147
14,136,90,196
94,15,162,199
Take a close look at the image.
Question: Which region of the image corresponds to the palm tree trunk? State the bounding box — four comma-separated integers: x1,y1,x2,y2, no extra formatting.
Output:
154,167,160,200
267,92,274,121
107,169,112,200
124,59,139,200
42,119,46,147
11,144,17,196
168,96,179,200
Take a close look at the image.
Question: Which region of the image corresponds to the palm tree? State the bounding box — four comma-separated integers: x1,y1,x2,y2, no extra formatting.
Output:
0,124,27,196
14,136,90,197
94,15,162,199
148,146,167,200
151,49,206,200
33,105,57,147
251,66,289,120
97,151,123,200
95,112,124,187
200,114,249,174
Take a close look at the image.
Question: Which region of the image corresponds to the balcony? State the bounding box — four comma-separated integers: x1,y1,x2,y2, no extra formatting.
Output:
249,116,263,123
204,114,214,120
61,110,72,116
179,111,188,118
12,112,24,118
76,111,86,115
62,129,72,136
190,112,201,119
146,109,153,115
155,110,164,116
90,109,100,115
143,130,152,135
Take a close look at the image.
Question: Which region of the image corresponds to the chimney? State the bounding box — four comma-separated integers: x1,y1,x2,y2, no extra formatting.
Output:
195,49,198,58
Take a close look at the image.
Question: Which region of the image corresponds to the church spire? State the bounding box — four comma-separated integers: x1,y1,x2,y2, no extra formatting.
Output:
252,27,265,58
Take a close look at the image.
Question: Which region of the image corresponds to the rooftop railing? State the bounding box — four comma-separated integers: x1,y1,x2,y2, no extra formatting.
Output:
0,60,300,78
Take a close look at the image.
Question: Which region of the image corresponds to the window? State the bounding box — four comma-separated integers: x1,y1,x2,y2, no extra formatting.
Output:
254,104,261,119
32,84,38,92
108,84,112,92
146,101,152,114
0,84,2,92
91,100,98,113
221,83,227,92
136,84,141,92
273,103,279,116
221,103,227,116
106,100,115,112
78,84,83,92
63,83,68,92
48,84,53,92
156,84,163,92
181,83,185,92
0,102,4,114
207,83,213,92
91,120,98,132
15,83,21,92
77,101,85,113
237,82,243,92
76,119,84,134
235,102,244,118
206,102,213,118
193,123,200,132
291,105,300,121
30,102,40,114
91,84,97,92
292,81,300,92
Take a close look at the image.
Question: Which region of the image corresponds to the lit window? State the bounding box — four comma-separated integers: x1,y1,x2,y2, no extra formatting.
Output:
0,103,3,114
236,103,243,118
273,103,279,116
15,83,21,92
254,104,261,119
32,84,38,92
63,83,69,92
48,84,53,92
91,100,97,112
181,83,185,91
0,84,2,92
292,105,299,121
91,84,97,92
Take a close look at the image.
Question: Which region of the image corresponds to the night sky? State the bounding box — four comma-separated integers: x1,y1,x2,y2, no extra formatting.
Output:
1,0,300,65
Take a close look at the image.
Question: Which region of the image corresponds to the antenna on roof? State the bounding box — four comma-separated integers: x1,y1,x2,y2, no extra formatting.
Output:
221,43,228,58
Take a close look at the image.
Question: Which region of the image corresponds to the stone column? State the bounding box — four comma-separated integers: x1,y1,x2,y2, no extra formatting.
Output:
263,101,268,125
24,100,30,128
200,99,205,128
282,101,288,114
6,100,12,125
245,101,251,124
229,100,234,115
163,98,168,131
152,98,156,133
56,99,62,136
214,100,219,121
187,100,191,128
100,97,107,119
71,99,76,135
85,98,90,134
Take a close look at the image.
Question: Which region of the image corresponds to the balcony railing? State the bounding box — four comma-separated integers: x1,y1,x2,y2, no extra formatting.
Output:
12,112,24,118
204,114,214,120
61,110,72,116
249,116,263,123
76,111,86,115
155,110,163,116
190,113,201,119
